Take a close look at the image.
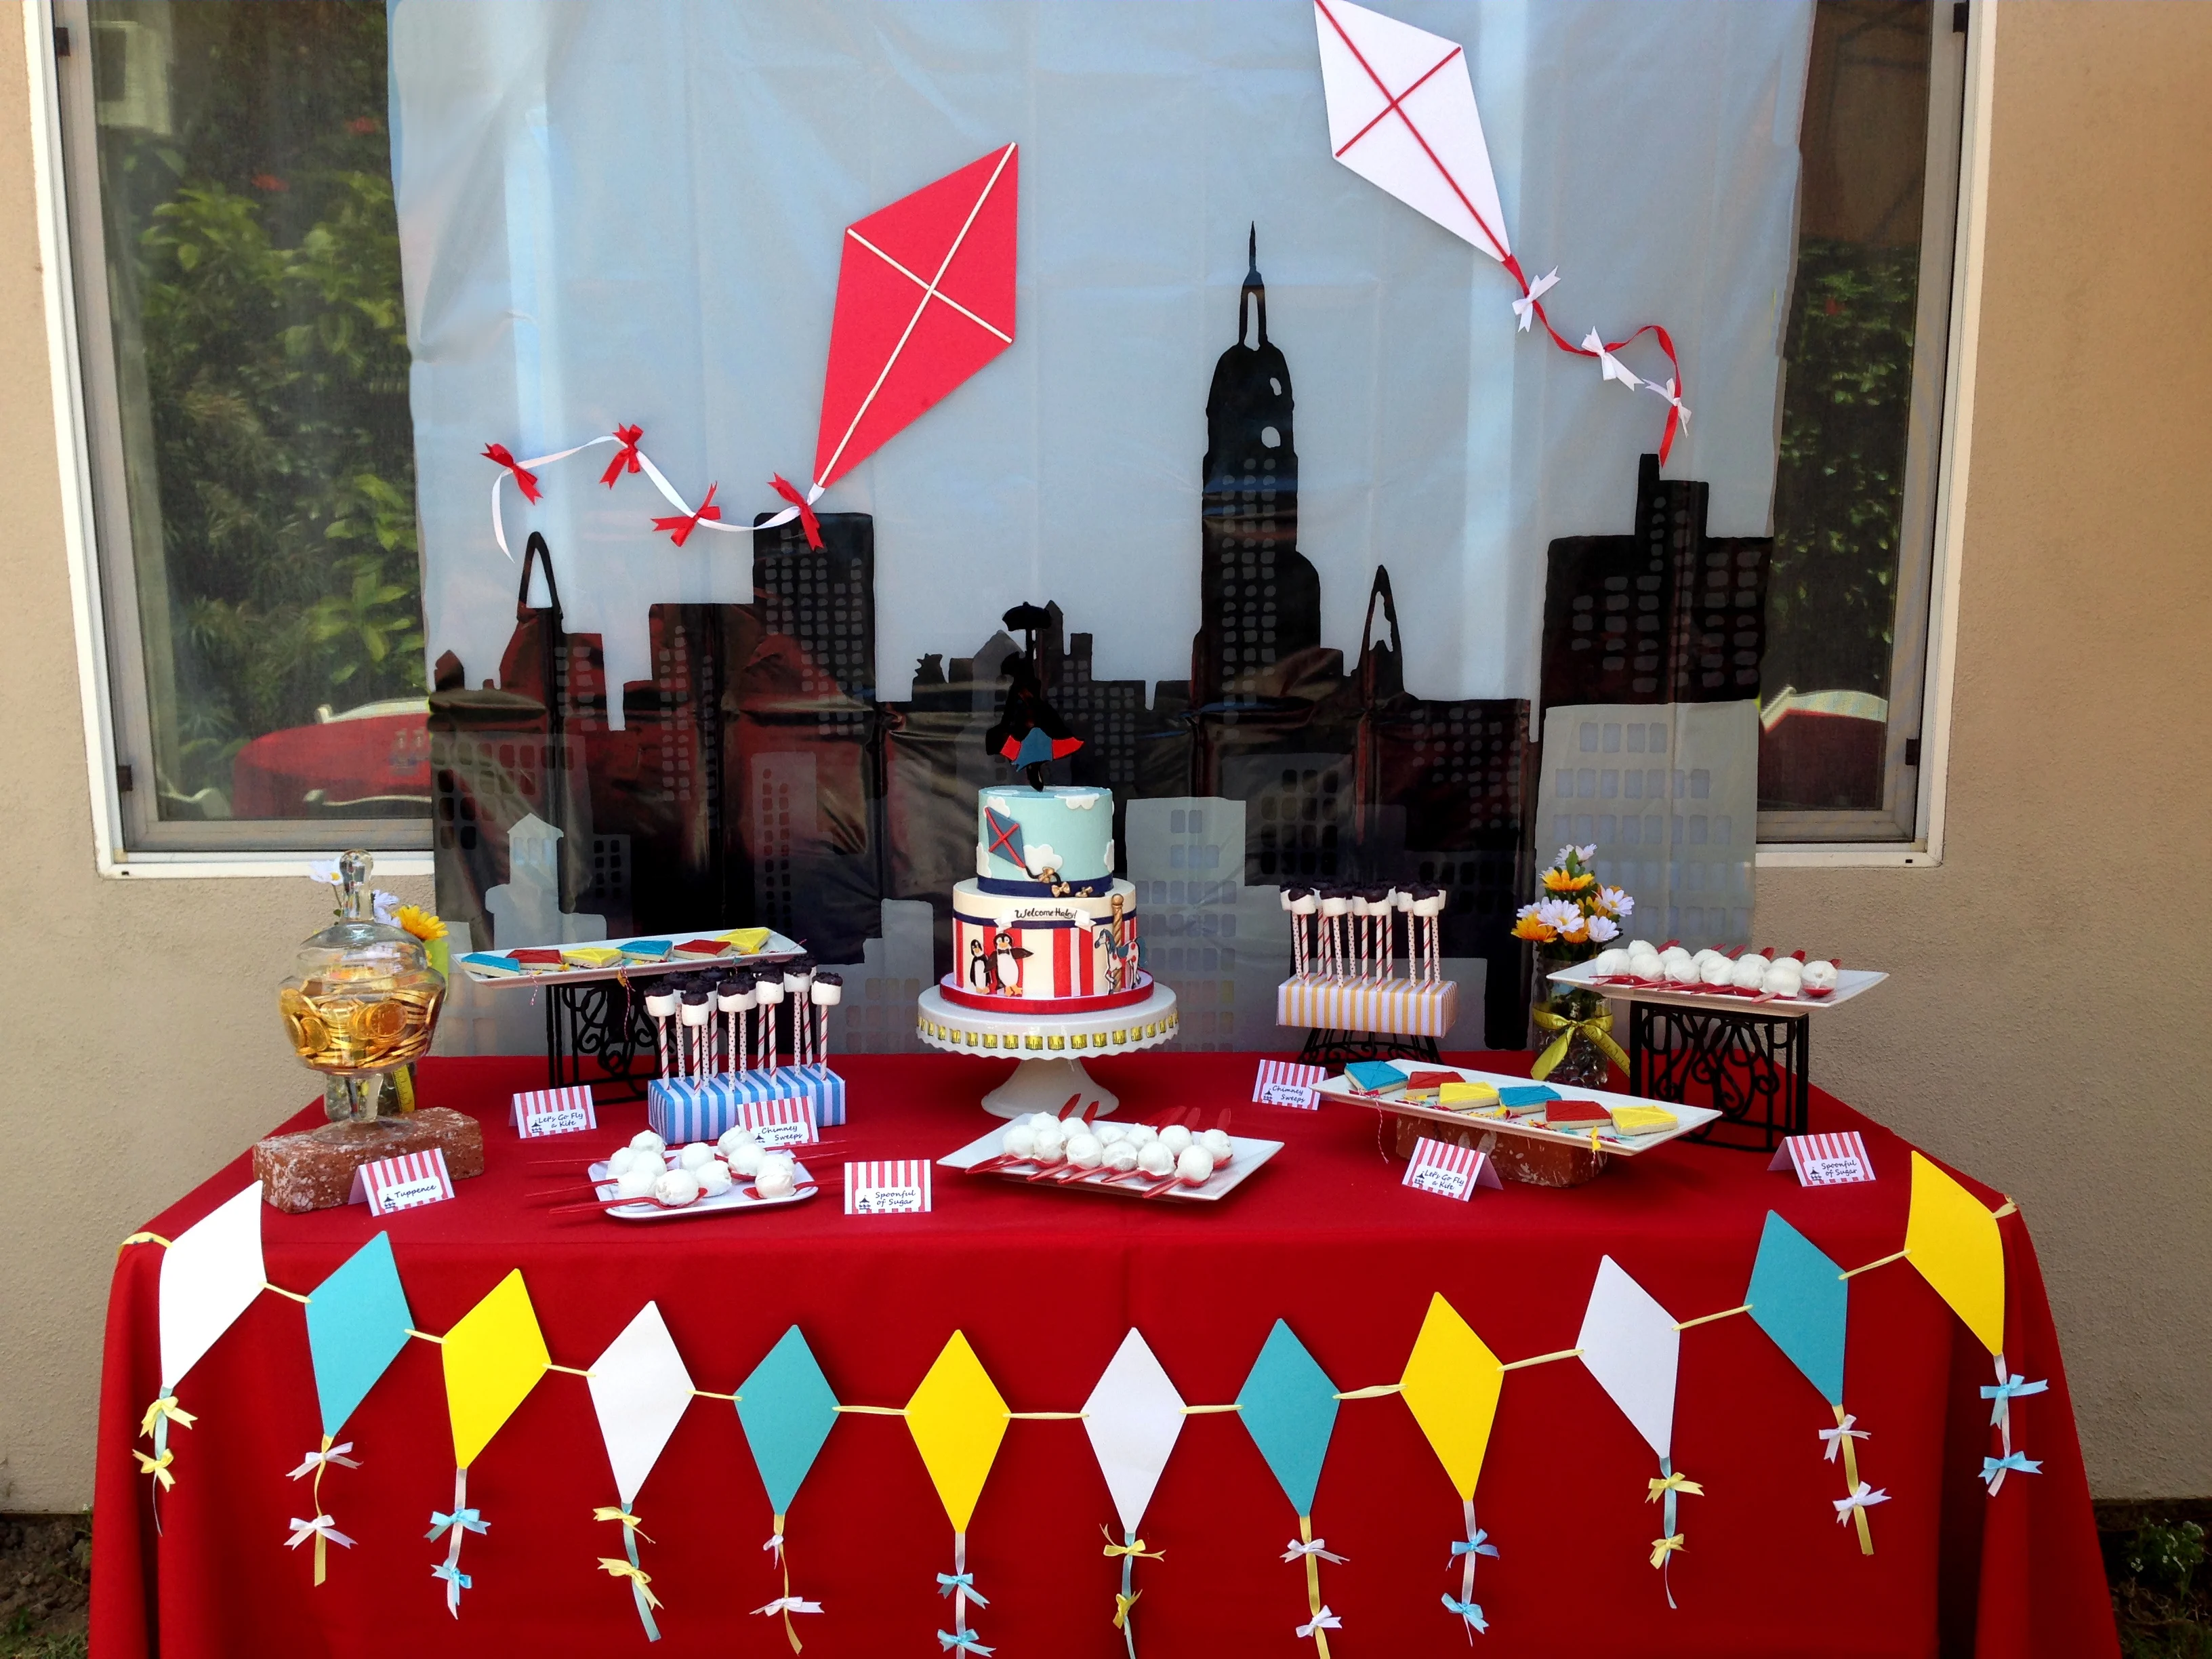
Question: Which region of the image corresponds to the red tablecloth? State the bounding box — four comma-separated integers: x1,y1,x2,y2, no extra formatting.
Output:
91,1054,2116,1659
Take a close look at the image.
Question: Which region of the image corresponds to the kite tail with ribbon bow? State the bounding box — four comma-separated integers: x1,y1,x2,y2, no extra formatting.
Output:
1442,1498,1496,1639
935,1530,991,1656
1980,1353,2048,1495
1645,1459,1703,1610
285,1434,363,1585
426,1467,487,1618
1491,252,1687,461
594,1503,661,1641
135,1393,195,1528
1102,1525,1164,1659
752,1512,825,1652
1284,1515,1344,1658
770,474,825,550
1823,1407,1879,1555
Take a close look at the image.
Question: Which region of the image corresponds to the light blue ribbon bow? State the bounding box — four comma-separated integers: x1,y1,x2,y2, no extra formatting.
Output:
1450,1530,1499,1561
1441,1594,1489,1633
937,1628,996,1656
1982,1451,2043,1486
430,1561,472,1592
426,1507,487,1542
937,1572,990,1607
1980,1374,2049,1426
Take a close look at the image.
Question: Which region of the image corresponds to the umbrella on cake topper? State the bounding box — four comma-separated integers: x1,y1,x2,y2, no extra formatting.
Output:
291,1232,415,1584
1083,1330,1185,1658
735,1327,840,1650
432,1270,552,1617
1237,1320,1348,1658
136,1181,268,1510
1746,1214,1886,1554
1576,1256,1701,1606
985,602,1084,789
481,145,1019,560
586,1303,695,1640
1311,0,1689,459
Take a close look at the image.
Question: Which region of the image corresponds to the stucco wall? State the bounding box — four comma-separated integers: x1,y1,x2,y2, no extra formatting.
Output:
0,1,2203,1510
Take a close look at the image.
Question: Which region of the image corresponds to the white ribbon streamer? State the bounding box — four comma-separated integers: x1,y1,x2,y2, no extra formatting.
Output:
762,1530,785,1562
1645,375,1692,427
285,1441,360,1479
754,1595,824,1616
1581,327,1644,391
1281,1537,1347,1564
1818,1416,1868,1462
487,434,824,560
1297,1606,1344,1639
1511,267,1560,331
285,1514,356,1551
1832,1481,1890,1521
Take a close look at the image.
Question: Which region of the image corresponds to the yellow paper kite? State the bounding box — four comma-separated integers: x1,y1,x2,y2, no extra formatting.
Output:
443,1269,552,1468
1398,1294,1505,1500
1904,1151,2005,1356
905,1332,1008,1532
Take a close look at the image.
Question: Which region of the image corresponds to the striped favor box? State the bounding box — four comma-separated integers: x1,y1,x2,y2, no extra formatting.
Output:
1275,977,1458,1038
1253,1059,1327,1108
647,1063,847,1141
845,1160,932,1214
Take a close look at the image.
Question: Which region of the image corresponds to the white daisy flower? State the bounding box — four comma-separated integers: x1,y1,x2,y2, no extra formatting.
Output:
1586,914,1622,943
1600,886,1635,917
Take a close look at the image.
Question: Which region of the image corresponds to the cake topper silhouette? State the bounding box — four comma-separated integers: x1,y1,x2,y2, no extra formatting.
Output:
985,601,1084,787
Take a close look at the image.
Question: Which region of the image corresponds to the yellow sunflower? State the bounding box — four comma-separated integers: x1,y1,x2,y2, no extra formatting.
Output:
1542,868,1597,894
396,904,447,943
1511,915,1557,943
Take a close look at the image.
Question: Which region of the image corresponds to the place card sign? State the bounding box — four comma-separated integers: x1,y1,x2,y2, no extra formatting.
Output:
846,1160,931,1214
743,1096,819,1147
511,1085,598,1137
1253,1059,1326,1109
349,1149,455,1214
1769,1131,1875,1187
1400,1137,1502,1202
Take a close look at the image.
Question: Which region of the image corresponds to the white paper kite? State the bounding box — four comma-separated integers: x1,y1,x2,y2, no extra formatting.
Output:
1576,1256,1680,1460
1084,1329,1187,1536
587,1302,695,1510
159,1182,267,1395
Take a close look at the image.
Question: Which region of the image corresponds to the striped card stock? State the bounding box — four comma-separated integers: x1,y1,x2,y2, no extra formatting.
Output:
1276,977,1458,1038
1400,1137,1502,1202
1769,1131,1875,1186
1253,1059,1327,1109
845,1160,932,1214
510,1085,597,1137
742,1096,819,1147
347,1149,455,1214
647,1063,846,1141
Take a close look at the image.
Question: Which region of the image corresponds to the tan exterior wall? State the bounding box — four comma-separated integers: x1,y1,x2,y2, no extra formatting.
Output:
0,1,2203,1509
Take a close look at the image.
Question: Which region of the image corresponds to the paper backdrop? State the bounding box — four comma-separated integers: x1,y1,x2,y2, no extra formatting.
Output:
392,0,1813,712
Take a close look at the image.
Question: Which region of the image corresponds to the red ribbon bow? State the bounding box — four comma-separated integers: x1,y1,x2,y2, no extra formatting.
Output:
482,443,541,504
771,474,823,550
653,481,721,548
600,424,644,488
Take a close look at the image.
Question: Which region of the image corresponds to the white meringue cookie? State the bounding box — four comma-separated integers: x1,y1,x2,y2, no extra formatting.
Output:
652,1168,701,1207
1159,1124,1194,1155
615,1164,659,1200
1136,1142,1175,1176
678,1142,715,1170
1801,959,1839,993
1729,955,1770,991
754,1154,796,1198
1175,1146,1216,1183
694,1160,733,1197
1699,955,1735,986
1105,1143,1141,1173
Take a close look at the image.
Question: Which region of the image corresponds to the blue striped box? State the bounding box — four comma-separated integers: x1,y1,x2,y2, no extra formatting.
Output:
647,1063,847,1141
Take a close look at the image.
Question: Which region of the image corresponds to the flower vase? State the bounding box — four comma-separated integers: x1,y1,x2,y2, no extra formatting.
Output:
1529,949,1620,1090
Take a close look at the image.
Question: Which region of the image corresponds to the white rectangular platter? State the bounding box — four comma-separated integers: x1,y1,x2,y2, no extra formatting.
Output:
588,1157,817,1221
1309,1061,1721,1155
939,1129,1284,1204
461,927,804,987
1545,960,1887,1015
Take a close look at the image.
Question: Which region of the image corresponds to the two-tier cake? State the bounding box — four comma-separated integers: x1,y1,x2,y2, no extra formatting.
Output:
939,785,1152,1012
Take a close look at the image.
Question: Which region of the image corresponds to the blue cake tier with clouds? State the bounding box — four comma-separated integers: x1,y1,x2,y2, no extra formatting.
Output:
976,785,1115,884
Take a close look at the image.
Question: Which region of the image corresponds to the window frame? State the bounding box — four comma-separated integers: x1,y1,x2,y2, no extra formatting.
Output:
27,0,1986,880
33,0,432,876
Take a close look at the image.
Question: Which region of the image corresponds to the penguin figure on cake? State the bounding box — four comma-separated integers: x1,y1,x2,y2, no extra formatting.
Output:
985,602,1084,790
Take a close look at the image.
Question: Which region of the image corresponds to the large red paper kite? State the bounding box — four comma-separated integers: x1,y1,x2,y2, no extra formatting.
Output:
812,144,1019,492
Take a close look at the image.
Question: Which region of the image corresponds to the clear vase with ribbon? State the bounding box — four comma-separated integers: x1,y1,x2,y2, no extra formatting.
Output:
1528,947,1627,1090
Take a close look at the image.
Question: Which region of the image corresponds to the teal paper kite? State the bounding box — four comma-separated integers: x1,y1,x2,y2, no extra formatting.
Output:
1748,1212,1848,1406
1237,1319,1340,1516
736,1326,840,1515
304,1233,415,1438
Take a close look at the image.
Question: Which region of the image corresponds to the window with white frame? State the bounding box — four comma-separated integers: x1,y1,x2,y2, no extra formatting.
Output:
45,0,1965,861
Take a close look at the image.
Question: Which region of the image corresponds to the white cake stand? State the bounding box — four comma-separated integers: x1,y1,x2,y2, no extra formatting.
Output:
917,982,1181,1118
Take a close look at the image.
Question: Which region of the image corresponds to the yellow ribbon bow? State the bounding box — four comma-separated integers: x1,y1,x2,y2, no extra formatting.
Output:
1530,1008,1631,1080
1101,1532,1164,1561
135,1448,176,1490
1648,1533,1685,1570
1646,1471,1705,1501
1113,1590,1141,1629
597,1558,663,1611
139,1396,197,1437
593,1506,655,1543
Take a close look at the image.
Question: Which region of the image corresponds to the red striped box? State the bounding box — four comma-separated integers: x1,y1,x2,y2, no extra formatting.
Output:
1400,1137,1501,1202
1769,1131,1875,1186
510,1084,597,1137
348,1149,455,1214
1253,1059,1328,1109
845,1160,931,1214
743,1096,819,1147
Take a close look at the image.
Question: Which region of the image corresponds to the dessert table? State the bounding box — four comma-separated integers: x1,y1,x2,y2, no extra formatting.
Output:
91,1053,2116,1658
